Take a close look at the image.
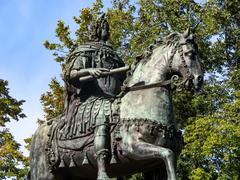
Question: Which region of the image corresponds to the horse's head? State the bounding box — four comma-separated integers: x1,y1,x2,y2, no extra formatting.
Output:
166,28,203,91
125,29,203,92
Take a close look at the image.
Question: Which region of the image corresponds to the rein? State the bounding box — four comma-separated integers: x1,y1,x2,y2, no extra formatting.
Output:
121,75,187,92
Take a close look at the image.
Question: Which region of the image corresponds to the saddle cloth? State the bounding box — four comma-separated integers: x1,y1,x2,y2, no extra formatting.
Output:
47,96,119,151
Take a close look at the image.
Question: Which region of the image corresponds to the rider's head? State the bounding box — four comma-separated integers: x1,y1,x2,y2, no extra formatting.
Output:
89,13,109,43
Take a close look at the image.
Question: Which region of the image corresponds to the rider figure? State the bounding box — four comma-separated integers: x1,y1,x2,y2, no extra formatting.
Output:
63,14,125,179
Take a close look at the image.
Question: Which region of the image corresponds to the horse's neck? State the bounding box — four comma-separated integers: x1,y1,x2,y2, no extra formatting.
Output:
127,46,170,86
120,46,176,126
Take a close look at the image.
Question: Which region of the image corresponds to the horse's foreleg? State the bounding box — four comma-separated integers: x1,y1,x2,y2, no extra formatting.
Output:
125,142,176,180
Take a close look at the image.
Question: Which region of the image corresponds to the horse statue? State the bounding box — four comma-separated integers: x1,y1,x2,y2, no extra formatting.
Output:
29,28,203,180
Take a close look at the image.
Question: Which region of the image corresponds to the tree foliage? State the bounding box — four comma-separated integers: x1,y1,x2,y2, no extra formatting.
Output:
178,91,240,179
41,0,240,179
0,80,26,126
40,78,64,120
0,79,29,179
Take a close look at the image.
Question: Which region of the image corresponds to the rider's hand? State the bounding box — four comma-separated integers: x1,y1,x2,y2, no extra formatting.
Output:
88,68,110,78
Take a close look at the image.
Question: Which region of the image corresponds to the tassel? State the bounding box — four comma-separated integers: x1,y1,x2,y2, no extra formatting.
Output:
82,151,89,165
110,146,118,164
110,154,117,164
69,154,75,167
59,157,65,168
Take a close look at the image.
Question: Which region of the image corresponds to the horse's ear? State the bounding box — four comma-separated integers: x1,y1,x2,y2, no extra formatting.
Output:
188,34,194,40
183,28,191,38
164,33,178,44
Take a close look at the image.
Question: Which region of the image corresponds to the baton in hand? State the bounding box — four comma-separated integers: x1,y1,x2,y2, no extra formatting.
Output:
79,66,130,82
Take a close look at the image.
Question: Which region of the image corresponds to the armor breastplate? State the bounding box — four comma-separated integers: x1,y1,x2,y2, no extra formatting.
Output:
75,42,125,98
96,46,124,97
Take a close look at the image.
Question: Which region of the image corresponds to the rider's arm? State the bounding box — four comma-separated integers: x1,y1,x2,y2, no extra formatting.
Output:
69,69,90,80
67,55,89,82
67,55,109,82
69,68,110,82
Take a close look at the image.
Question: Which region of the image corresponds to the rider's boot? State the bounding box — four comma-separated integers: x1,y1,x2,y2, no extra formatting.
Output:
94,124,111,180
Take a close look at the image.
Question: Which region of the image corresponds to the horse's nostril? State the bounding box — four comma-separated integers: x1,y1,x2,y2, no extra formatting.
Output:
197,75,203,82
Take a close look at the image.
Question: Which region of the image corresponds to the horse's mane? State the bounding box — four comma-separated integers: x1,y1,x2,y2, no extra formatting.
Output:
123,32,182,86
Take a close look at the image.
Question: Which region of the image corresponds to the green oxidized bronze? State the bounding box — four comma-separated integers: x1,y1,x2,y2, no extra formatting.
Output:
29,14,203,180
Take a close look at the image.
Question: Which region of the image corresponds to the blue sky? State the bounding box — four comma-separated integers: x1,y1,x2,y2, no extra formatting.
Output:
0,0,110,155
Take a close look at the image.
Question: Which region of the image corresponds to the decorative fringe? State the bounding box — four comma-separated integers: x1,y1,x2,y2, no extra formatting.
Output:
110,145,118,164
69,154,75,167
59,156,65,168
110,154,117,164
82,151,89,165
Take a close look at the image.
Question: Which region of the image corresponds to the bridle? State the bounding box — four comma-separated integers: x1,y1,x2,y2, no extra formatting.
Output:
168,41,194,80
121,41,194,93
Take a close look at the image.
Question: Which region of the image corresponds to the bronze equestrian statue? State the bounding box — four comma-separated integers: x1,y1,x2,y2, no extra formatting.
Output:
29,14,203,180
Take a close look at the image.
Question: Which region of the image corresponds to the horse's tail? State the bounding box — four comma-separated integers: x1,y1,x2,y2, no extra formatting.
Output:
29,122,55,180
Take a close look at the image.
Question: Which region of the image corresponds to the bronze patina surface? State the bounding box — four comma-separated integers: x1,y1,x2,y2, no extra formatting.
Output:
29,14,203,180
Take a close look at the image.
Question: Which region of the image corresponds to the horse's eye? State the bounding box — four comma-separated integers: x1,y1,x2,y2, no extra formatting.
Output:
184,51,192,56
184,51,195,59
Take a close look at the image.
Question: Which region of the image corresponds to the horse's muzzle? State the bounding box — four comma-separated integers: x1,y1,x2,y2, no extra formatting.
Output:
184,79,193,91
185,75,203,92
